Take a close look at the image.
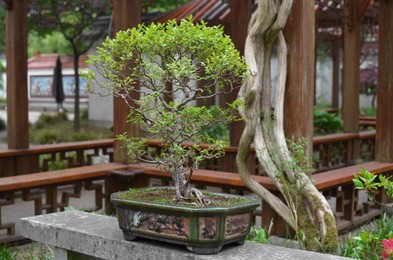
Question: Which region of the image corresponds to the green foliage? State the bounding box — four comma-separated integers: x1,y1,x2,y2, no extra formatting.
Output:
80,109,88,120
34,112,68,130
30,113,112,144
28,1,111,56
199,123,229,142
36,129,62,144
28,30,73,57
145,0,190,13
246,224,272,244
0,243,54,260
361,106,377,117
354,167,393,202
0,61,5,91
313,108,343,135
86,18,246,182
340,214,393,259
71,131,96,141
287,137,315,176
199,106,230,142
0,244,18,260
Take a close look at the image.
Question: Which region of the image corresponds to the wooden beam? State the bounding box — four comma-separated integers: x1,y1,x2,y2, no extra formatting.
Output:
357,0,372,20
376,1,393,162
112,0,142,163
342,0,361,163
283,0,315,157
226,0,253,146
5,0,29,149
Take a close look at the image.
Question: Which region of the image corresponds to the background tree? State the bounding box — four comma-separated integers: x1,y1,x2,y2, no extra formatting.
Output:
28,30,73,57
29,0,112,131
236,0,338,252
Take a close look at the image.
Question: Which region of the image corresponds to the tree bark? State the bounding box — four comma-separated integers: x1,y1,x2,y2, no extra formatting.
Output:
236,0,338,252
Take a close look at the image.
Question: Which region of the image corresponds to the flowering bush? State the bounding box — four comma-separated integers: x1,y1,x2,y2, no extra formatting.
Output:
340,214,393,259
383,238,393,259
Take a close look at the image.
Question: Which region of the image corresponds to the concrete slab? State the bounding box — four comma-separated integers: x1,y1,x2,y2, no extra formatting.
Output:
21,211,350,260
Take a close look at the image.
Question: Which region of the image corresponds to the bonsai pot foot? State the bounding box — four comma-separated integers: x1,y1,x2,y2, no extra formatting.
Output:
186,245,223,255
123,232,136,241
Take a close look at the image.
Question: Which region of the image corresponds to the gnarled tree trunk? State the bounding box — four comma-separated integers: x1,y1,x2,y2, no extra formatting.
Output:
236,0,338,252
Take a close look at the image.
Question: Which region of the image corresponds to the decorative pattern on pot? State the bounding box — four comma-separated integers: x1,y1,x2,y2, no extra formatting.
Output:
130,211,190,239
225,213,251,239
199,217,218,240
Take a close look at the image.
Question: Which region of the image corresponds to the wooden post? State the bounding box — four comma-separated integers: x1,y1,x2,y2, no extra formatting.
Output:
283,0,315,157
112,0,141,163
5,0,29,149
332,41,340,109
226,0,253,146
342,0,361,163
376,1,393,162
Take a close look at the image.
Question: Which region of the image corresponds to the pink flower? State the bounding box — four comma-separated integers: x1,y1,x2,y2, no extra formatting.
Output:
382,238,393,259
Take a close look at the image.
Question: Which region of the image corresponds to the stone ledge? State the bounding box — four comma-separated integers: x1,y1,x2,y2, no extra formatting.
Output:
21,211,349,260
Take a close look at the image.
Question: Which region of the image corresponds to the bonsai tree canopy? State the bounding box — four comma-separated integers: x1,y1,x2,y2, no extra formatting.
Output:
85,17,246,203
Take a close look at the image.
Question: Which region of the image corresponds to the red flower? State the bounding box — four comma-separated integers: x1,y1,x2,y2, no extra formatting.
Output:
382,238,393,259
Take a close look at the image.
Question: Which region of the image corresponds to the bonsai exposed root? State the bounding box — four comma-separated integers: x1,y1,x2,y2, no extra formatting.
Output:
190,188,211,205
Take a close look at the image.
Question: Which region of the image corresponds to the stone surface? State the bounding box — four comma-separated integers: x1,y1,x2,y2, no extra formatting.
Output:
21,211,350,260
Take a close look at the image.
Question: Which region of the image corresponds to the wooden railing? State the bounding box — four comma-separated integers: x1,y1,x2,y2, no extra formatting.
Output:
0,139,114,178
0,130,382,244
0,130,377,178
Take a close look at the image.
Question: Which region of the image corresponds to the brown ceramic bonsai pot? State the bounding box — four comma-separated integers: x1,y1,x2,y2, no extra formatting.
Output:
111,187,259,254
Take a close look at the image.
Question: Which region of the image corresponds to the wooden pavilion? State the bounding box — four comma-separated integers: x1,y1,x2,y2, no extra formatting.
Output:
2,0,393,243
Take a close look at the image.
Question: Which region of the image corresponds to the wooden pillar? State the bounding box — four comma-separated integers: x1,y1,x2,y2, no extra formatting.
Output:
342,0,360,133
332,41,340,109
112,0,141,163
226,0,253,146
5,0,29,149
376,1,393,162
283,0,315,157
342,0,361,163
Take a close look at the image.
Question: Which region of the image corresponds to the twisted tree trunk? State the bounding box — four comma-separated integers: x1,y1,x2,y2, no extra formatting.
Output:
236,0,338,252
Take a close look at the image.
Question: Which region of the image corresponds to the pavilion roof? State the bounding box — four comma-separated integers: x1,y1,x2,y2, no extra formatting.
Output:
28,53,88,70
152,0,231,25
151,0,379,44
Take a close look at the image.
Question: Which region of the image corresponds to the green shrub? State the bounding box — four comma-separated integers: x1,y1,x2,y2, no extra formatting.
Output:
0,244,18,260
71,131,95,141
34,112,68,129
340,214,393,259
36,129,62,144
361,106,377,117
34,113,55,129
55,111,68,121
313,108,343,135
81,109,88,120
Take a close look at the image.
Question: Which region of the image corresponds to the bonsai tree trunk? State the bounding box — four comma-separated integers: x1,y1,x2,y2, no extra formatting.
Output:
236,0,338,252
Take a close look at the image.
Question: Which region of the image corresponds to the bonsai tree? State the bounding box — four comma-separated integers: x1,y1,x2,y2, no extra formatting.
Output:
85,18,246,203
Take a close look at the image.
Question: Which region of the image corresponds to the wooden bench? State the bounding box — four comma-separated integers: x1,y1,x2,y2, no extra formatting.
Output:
123,161,393,235
0,163,127,244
